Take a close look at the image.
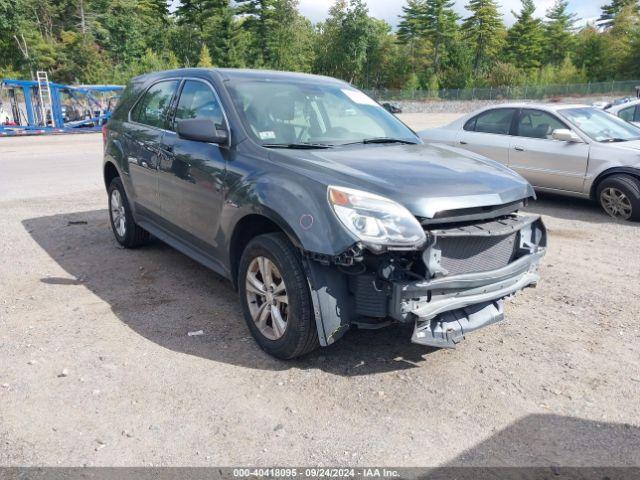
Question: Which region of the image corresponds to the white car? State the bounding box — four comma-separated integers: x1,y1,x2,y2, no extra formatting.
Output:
419,103,640,220
606,99,640,127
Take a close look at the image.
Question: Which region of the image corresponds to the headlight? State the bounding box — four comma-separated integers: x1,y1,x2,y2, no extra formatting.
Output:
328,186,426,251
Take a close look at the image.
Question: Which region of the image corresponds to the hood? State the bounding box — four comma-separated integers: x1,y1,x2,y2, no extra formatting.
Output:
608,139,640,154
269,142,534,219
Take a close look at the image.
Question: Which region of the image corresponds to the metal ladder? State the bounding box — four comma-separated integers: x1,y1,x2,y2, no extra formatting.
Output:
36,71,55,127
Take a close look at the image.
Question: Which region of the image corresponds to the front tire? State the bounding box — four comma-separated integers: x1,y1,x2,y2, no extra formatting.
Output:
108,177,149,247
238,233,319,359
596,174,640,221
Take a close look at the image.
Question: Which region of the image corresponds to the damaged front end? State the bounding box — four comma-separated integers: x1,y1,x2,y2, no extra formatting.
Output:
303,210,546,348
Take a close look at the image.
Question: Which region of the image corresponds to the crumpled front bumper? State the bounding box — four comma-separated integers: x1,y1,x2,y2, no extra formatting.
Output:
390,215,546,348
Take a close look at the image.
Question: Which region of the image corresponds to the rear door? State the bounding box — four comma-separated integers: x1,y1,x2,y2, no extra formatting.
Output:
508,108,589,192
158,79,228,255
456,108,517,165
124,80,179,217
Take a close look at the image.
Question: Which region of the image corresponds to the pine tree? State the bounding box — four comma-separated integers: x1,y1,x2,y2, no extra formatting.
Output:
423,0,458,74
543,0,577,66
197,44,213,67
234,0,277,66
600,0,639,21
504,0,544,70
397,0,426,42
461,0,505,74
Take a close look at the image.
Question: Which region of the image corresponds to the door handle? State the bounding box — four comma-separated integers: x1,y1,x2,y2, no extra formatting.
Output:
514,145,525,151
459,140,468,145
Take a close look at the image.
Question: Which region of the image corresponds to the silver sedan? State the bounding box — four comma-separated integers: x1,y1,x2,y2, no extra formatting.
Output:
419,103,640,220
606,99,640,127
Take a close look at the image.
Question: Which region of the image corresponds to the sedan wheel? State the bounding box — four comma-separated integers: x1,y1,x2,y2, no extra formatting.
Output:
245,256,289,340
600,187,633,220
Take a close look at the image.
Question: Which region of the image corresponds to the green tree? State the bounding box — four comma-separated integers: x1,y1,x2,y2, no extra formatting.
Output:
265,0,315,71
197,44,213,67
600,0,639,22
422,0,459,74
396,0,432,81
461,0,505,74
314,0,374,83
234,0,276,66
543,0,577,66
606,3,640,78
504,0,544,70
574,26,609,81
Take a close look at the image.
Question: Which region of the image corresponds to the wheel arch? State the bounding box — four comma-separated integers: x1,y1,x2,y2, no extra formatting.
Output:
590,167,640,199
103,161,121,191
228,209,304,290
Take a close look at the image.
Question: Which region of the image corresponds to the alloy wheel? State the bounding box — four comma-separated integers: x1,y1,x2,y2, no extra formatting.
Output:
601,187,633,220
110,189,127,237
245,256,289,340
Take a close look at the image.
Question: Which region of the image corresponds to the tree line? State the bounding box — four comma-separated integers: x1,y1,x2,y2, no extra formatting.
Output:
0,0,639,91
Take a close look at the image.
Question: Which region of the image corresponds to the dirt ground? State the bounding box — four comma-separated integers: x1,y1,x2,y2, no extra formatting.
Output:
1,117,639,467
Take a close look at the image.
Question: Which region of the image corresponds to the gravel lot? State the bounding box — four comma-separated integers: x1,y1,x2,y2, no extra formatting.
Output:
1,117,639,467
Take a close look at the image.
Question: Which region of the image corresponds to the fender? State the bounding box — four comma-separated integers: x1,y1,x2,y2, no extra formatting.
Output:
222,169,360,346
590,166,640,198
222,169,356,258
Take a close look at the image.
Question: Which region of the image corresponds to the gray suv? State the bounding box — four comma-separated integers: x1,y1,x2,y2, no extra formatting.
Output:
103,68,547,359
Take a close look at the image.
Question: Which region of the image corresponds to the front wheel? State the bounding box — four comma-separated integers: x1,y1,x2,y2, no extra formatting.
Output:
238,233,319,359
596,174,640,221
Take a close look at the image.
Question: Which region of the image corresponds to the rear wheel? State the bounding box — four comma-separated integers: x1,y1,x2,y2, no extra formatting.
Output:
238,233,319,359
108,177,149,247
596,174,640,221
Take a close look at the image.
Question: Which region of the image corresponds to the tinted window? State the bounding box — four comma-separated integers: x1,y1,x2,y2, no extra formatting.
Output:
466,109,516,135
173,80,225,131
130,80,178,129
618,106,635,122
516,109,567,139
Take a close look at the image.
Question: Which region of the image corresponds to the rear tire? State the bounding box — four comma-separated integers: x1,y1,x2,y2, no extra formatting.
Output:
596,174,640,221
238,233,319,359
108,177,149,247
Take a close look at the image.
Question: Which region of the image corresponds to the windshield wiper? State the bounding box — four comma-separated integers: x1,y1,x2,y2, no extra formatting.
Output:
263,143,332,149
600,138,628,143
341,137,419,146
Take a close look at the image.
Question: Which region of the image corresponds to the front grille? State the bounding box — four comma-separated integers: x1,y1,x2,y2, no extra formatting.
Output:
437,232,517,275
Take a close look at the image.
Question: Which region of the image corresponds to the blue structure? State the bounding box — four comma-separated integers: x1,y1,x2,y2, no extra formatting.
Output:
0,78,123,136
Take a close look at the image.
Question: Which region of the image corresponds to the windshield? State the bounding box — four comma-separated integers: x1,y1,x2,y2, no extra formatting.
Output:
558,107,640,142
226,80,418,147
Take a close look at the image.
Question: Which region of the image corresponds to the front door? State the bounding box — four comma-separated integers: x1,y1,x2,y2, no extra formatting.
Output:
124,80,179,217
158,79,228,257
508,108,589,193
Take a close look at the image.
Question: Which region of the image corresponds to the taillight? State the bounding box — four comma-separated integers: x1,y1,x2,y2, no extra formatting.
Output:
102,124,108,148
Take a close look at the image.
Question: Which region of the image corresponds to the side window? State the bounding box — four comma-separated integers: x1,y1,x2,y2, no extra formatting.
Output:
618,106,635,122
173,80,225,131
130,80,178,129
516,109,568,140
470,109,516,135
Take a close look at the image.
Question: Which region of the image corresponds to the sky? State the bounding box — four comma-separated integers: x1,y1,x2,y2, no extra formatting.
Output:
298,0,603,27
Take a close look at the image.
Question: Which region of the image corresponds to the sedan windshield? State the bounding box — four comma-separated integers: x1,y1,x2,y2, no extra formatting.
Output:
559,107,640,143
226,80,418,147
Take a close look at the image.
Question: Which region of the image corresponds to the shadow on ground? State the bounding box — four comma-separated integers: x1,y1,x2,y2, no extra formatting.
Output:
23,209,437,376
444,414,640,467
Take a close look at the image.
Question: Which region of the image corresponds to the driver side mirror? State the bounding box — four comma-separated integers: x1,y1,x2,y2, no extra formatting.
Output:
177,118,228,145
552,128,582,143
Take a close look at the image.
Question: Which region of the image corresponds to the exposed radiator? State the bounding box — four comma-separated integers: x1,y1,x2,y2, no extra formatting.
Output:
436,232,518,275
